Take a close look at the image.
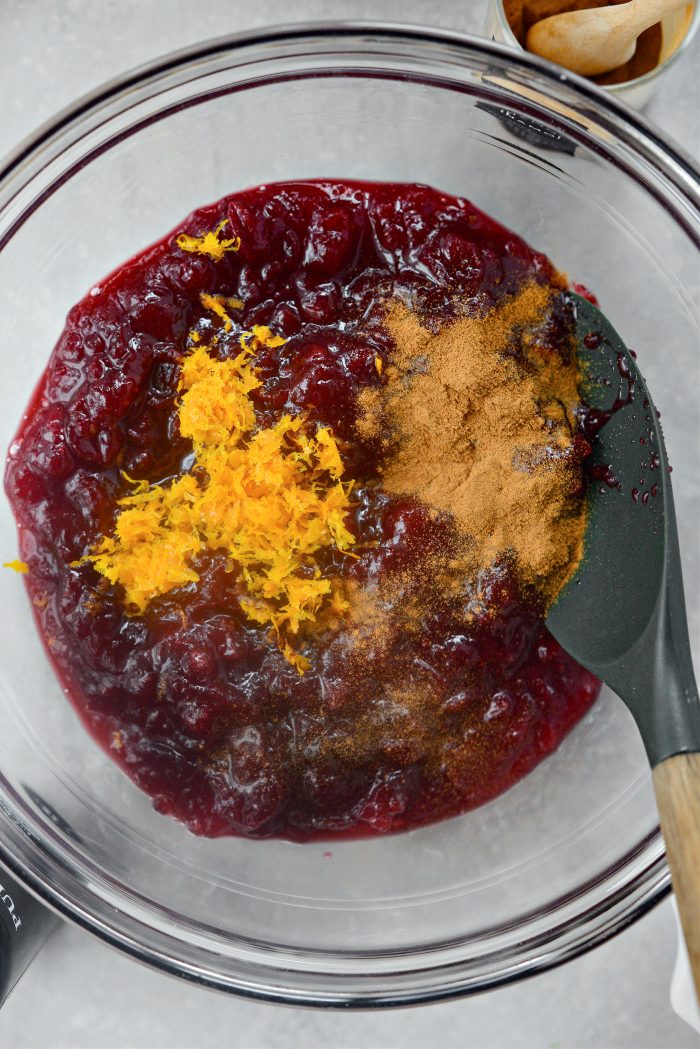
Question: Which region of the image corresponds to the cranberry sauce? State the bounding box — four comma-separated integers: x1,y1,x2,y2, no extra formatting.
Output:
5,181,600,840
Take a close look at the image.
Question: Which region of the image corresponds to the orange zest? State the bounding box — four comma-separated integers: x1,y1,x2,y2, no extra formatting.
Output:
3,559,28,574
83,328,355,672
175,219,241,262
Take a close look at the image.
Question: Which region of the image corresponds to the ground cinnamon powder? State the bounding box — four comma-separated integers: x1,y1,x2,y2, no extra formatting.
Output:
357,282,586,605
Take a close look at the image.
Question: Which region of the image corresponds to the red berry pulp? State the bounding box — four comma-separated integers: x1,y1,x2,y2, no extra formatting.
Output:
5,181,600,840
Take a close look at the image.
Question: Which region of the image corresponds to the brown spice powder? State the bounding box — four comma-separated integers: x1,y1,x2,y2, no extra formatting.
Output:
356,282,586,605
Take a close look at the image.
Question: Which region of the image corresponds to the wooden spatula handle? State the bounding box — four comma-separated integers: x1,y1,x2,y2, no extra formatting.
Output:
653,752,700,1000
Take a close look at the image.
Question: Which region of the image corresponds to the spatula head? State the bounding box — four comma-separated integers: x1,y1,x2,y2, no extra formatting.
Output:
546,294,700,765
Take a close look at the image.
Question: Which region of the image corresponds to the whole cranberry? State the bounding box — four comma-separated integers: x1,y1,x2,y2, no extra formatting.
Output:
304,204,359,276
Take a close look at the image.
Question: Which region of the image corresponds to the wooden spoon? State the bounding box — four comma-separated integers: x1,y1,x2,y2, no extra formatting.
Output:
526,0,685,77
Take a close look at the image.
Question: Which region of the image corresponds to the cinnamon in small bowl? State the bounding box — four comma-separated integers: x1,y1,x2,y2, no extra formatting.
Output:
487,0,698,107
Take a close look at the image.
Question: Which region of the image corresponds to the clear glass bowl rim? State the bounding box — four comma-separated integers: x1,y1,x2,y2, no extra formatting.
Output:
0,20,698,1008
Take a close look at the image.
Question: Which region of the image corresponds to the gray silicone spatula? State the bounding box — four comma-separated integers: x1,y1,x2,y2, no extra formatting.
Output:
546,293,700,998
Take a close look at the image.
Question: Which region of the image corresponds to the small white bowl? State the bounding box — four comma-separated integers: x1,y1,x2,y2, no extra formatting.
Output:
487,0,699,107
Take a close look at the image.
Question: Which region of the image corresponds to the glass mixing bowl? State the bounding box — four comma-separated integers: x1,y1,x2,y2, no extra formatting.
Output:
0,23,698,1007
